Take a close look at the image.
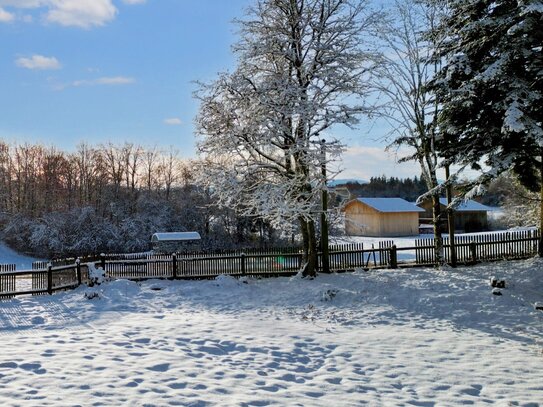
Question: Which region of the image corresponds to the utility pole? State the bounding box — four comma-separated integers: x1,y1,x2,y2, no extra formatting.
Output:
445,164,457,267
320,139,330,273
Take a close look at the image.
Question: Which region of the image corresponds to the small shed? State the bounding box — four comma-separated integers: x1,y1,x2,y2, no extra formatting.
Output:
344,197,425,237
151,232,201,253
418,198,491,233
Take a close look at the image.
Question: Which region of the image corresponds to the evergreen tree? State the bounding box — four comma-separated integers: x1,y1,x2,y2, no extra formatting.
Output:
435,0,543,221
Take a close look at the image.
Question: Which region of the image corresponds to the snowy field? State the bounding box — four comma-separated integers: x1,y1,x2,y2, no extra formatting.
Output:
1,259,542,406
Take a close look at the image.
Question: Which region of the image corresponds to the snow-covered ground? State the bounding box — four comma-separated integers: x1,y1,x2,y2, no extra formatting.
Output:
1,259,542,406
0,242,42,269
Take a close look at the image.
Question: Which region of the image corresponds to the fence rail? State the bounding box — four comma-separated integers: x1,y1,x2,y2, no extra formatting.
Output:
1,229,540,299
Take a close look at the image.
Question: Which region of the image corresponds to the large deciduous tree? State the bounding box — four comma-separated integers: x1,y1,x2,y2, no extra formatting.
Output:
434,0,543,237
195,0,376,276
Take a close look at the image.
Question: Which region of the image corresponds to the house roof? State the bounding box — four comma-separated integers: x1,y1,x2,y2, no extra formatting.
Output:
352,197,425,213
151,232,201,242
439,198,491,212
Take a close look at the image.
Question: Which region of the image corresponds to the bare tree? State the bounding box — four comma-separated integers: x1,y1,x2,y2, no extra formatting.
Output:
196,0,376,276
142,145,160,193
369,0,448,263
101,143,126,199
160,147,181,201
0,141,12,214
122,142,142,194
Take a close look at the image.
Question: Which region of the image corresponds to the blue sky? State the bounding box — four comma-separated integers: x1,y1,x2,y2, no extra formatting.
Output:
0,0,421,180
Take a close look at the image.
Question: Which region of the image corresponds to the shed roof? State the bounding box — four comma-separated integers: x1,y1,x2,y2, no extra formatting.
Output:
439,198,491,212
353,197,425,213
151,232,201,242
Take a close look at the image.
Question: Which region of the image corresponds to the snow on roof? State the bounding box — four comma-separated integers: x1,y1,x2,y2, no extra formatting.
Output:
151,232,201,242
355,197,425,213
440,198,491,212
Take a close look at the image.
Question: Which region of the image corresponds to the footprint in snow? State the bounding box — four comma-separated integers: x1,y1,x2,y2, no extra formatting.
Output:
146,363,170,372
167,382,187,389
31,316,46,325
460,384,482,396
20,362,46,374
0,362,18,369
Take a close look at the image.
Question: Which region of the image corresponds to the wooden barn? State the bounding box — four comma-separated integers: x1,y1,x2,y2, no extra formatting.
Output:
344,197,424,237
151,232,201,253
419,198,491,233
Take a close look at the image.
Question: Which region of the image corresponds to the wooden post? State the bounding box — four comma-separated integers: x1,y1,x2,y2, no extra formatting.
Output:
172,253,177,279
76,258,81,286
390,245,398,269
469,241,477,264
47,263,53,295
100,253,106,272
241,253,246,276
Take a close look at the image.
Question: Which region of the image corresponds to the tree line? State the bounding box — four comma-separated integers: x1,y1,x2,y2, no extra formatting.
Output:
0,141,188,217
341,176,428,202
0,140,280,258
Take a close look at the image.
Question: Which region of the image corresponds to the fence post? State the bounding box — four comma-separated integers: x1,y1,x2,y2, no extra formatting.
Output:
47,263,53,295
100,253,106,272
172,253,177,279
469,241,477,264
390,245,398,269
241,253,246,276
76,258,81,286
538,228,543,257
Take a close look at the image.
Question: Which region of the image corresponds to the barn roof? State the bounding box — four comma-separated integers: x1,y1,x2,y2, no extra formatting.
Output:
439,198,491,212
353,197,425,213
151,232,201,242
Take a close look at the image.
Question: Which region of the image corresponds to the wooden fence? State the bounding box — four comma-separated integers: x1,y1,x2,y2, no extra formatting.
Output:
409,229,539,265
1,262,89,299
1,229,540,299
100,241,395,280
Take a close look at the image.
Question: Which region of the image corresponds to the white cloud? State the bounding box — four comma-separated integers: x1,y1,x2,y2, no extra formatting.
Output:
0,1,44,7
334,145,422,181
0,7,14,22
0,0,117,28
45,0,117,28
164,118,182,126
71,76,135,87
94,76,134,85
16,54,61,70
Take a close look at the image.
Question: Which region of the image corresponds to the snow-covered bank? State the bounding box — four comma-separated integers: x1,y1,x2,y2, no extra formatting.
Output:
0,259,542,405
0,242,42,269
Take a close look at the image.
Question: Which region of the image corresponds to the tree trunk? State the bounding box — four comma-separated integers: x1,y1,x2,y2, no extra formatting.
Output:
320,140,330,273
299,217,318,278
431,194,444,265
445,164,457,267
539,152,543,257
